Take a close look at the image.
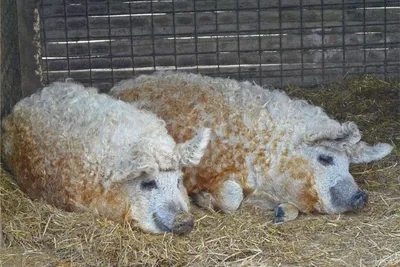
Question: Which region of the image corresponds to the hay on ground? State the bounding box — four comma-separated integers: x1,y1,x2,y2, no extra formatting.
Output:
1,75,399,266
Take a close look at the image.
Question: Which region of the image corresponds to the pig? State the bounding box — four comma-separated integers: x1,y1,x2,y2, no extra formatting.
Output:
110,71,393,223
1,81,211,233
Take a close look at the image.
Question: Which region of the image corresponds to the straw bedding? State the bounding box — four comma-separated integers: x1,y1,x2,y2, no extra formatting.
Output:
1,75,399,267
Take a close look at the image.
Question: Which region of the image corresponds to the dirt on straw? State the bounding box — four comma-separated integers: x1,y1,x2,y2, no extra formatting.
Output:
1,75,399,267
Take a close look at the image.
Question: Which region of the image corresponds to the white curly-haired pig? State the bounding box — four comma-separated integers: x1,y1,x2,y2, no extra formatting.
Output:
110,71,393,223
1,81,211,233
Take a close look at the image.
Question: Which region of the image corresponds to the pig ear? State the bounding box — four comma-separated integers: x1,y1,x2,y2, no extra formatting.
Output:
175,128,211,167
103,153,159,189
348,141,393,164
305,121,361,149
128,153,159,178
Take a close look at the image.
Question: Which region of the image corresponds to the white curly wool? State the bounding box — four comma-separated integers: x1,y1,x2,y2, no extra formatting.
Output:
2,81,210,232
110,71,392,220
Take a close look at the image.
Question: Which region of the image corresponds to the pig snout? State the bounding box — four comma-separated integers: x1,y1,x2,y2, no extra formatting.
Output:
153,202,194,234
171,213,194,234
329,179,369,212
350,189,368,209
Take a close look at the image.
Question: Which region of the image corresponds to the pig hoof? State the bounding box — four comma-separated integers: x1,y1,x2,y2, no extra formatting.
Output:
216,180,243,212
274,203,299,223
274,206,285,224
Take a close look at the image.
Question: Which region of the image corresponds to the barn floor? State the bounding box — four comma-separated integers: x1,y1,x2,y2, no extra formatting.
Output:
1,75,399,267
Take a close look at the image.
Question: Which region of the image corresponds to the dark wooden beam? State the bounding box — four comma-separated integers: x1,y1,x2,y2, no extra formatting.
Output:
16,0,42,98
1,0,22,119
1,0,41,119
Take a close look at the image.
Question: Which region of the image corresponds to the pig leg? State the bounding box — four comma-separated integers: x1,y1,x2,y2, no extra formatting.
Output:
274,203,299,223
192,180,243,212
215,180,244,212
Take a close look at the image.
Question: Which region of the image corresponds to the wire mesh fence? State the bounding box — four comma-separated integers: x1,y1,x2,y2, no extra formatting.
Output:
39,0,400,91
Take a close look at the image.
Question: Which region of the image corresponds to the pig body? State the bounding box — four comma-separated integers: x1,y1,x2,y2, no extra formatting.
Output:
1,81,210,233
110,71,393,222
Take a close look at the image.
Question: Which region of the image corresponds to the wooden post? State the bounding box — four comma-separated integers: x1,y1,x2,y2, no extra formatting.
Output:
0,205,3,248
0,0,2,119
1,0,41,247
1,0,41,119
16,0,42,98
0,0,22,119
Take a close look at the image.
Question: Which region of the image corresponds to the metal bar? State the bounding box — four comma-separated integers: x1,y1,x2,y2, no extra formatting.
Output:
321,0,325,83
342,0,346,77
128,0,135,76
107,0,114,85
150,0,156,72
172,0,177,71
236,0,241,80
85,0,92,86
215,0,220,77
63,0,70,77
41,42,400,60
39,1,400,14
278,0,283,87
257,0,262,85
40,22,400,41
300,0,304,86
194,1,199,73
40,0,49,83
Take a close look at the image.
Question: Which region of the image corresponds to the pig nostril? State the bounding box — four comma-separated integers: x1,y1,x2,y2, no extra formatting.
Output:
351,189,368,208
172,215,194,234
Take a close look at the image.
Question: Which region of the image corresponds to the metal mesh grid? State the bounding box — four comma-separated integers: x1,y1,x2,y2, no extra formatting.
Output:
39,0,400,92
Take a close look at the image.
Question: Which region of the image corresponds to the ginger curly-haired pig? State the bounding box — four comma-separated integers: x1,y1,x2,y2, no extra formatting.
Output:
110,71,393,223
1,81,210,233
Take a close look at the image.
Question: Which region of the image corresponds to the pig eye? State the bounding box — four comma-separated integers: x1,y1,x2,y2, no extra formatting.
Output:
141,180,158,191
318,154,334,166
177,179,182,188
